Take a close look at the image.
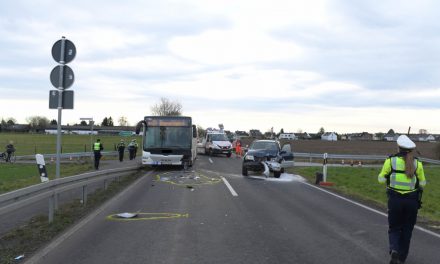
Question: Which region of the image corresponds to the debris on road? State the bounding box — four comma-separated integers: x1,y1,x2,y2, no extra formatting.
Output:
14,255,24,261
116,212,138,218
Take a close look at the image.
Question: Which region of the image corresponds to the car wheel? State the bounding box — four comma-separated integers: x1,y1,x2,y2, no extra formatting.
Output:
242,166,248,176
273,171,281,178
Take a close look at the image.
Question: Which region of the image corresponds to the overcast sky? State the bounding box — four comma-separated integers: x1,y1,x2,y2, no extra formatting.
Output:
1,0,440,134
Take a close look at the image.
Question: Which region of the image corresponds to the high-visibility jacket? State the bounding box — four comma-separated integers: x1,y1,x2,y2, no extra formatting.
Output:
94,142,102,151
378,154,426,194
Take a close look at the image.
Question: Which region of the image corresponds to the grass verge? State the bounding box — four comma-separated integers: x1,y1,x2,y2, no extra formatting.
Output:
0,170,147,264
288,165,440,224
0,161,94,194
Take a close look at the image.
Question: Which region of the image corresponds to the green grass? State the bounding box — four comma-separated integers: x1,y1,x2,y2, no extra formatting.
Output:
0,133,140,156
288,166,440,223
0,162,94,194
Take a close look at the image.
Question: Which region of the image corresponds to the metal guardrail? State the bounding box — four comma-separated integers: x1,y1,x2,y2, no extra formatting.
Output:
293,152,440,165
0,165,141,222
15,151,119,161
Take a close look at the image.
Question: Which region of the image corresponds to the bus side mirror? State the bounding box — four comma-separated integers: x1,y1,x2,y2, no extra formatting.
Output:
192,125,197,138
135,121,145,135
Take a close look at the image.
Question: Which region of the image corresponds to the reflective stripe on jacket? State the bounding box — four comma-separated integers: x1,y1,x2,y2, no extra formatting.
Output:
378,155,426,194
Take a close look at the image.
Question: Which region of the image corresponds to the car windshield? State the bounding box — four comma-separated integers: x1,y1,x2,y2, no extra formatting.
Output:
250,141,278,151
211,134,228,141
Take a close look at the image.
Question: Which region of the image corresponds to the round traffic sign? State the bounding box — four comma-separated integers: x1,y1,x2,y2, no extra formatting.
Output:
50,65,75,89
52,39,76,64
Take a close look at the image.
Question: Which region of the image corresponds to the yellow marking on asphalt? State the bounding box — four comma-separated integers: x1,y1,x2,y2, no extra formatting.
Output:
106,212,189,221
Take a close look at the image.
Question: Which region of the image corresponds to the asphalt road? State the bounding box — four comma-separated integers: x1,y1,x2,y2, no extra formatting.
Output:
28,154,440,264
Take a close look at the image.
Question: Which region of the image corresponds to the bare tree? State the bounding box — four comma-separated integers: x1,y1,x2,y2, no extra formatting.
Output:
151,97,182,116
26,116,50,132
118,116,129,126
197,125,206,138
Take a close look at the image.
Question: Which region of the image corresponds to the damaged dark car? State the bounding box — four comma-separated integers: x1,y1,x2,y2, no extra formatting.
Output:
242,140,294,178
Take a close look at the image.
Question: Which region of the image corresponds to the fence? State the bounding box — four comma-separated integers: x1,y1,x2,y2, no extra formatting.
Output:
293,152,440,165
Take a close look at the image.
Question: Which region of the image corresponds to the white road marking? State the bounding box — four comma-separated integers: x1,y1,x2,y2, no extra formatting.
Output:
221,177,238,197
209,158,213,164
303,182,440,239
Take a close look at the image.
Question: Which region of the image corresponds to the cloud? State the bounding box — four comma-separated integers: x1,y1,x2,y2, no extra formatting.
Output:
168,28,303,65
1,0,440,134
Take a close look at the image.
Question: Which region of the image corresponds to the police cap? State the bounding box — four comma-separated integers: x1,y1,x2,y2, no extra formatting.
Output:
397,135,416,150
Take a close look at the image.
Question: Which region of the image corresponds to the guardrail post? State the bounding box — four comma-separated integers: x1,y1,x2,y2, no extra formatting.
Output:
309,153,312,164
48,194,55,223
323,153,328,182
82,185,88,206
54,193,59,210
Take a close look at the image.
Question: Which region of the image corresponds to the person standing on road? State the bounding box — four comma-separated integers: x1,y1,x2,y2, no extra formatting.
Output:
378,135,426,264
133,139,139,159
93,138,104,170
117,139,125,162
128,139,136,160
235,139,242,158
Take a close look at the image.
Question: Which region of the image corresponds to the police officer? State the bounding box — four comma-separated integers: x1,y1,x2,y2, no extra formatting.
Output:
117,139,125,162
378,135,426,264
93,139,104,170
133,139,139,159
128,139,136,160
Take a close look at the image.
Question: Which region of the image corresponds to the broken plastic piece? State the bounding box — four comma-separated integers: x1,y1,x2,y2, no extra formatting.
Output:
15,255,24,260
116,212,138,218
262,162,270,177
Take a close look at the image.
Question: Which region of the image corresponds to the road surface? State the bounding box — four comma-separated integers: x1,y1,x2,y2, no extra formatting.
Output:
26,154,440,263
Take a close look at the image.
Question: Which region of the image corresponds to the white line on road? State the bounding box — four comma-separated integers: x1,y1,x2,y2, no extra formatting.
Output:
221,177,238,197
209,158,213,164
303,182,440,239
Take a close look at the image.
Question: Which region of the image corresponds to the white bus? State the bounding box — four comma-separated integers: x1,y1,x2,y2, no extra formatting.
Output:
135,116,198,168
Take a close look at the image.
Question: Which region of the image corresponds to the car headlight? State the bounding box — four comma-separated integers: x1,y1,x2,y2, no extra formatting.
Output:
245,155,254,161
213,144,220,149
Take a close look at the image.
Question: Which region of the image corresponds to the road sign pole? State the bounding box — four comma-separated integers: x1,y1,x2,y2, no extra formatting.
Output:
55,37,66,209
50,36,76,210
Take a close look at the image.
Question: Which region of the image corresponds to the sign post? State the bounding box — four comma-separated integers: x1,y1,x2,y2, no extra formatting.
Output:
50,36,76,211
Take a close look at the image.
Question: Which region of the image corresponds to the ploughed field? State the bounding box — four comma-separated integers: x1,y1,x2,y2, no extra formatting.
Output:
239,138,440,160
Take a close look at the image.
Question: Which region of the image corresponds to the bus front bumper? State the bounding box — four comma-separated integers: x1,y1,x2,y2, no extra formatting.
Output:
142,153,184,166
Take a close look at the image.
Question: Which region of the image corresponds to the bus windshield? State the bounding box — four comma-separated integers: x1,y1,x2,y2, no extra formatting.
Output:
144,126,191,149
